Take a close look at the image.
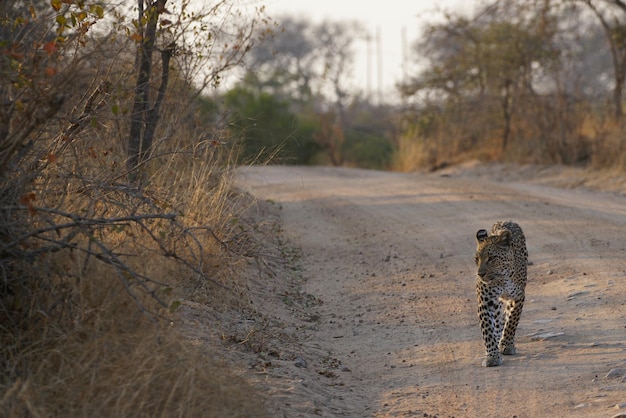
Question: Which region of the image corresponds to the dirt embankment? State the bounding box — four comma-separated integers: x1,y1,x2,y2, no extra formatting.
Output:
231,164,626,418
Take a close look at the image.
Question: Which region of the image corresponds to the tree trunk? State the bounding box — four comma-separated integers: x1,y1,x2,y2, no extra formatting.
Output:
127,0,167,171
141,43,174,158
585,0,624,120
613,69,625,120
501,80,513,152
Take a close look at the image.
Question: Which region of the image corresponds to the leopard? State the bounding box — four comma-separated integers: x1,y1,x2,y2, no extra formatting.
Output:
474,221,528,367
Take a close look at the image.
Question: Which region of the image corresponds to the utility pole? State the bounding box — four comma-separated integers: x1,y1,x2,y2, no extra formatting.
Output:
376,26,383,106
402,26,408,81
402,26,408,106
366,31,373,102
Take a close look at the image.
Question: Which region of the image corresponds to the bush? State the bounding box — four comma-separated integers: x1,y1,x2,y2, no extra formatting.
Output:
0,3,271,416
343,130,393,170
223,86,320,164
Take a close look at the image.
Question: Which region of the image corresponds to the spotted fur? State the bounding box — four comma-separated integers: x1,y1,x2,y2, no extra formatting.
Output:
474,221,528,367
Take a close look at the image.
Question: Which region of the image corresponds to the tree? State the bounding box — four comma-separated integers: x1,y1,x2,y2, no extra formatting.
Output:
397,0,603,165
402,1,561,153
246,16,365,165
246,16,318,102
583,0,626,119
127,0,170,170
126,0,264,172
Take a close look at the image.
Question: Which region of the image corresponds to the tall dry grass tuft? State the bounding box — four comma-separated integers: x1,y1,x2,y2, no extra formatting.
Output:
391,121,501,172
584,116,626,170
391,135,436,172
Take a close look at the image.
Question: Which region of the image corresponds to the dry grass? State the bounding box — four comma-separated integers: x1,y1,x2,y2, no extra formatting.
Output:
391,134,434,172
0,108,271,417
391,100,600,172
1,278,267,418
582,116,626,170
391,129,501,172
0,5,275,414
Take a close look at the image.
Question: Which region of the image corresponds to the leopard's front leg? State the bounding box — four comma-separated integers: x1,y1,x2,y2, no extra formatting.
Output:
477,285,503,367
499,296,525,355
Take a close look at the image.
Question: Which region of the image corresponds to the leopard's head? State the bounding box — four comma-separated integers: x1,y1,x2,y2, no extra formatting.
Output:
474,228,512,281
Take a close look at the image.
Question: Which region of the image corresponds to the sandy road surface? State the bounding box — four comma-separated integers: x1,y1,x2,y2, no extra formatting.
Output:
236,165,626,418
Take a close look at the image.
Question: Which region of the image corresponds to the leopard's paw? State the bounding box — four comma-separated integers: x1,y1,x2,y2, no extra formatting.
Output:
482,354,503,367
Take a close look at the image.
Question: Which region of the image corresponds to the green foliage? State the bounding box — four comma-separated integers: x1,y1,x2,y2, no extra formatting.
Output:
223,85,319,164
219,78,398,168
343,130,393,170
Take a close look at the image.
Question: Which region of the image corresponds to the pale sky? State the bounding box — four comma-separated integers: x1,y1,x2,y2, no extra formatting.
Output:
256,0,475,102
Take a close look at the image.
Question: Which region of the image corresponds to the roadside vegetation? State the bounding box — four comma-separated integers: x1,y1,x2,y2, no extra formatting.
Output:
394,0,626,171
222,0,626,172
3,0,626,416
1,1,271,416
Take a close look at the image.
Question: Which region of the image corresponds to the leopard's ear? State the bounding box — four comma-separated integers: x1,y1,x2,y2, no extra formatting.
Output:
496,229,511,246
476,229,488,243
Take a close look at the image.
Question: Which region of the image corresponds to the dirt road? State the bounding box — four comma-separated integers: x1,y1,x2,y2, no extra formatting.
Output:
236,165,626,418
